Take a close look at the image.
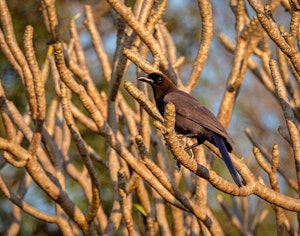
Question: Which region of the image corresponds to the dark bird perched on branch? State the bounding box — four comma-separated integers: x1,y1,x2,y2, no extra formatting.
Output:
139,72,242,187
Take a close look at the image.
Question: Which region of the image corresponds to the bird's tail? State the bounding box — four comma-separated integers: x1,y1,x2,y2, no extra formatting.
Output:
212,133,242,187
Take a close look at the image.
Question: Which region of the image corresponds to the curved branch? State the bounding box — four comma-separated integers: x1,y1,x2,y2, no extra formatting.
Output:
186,0,213,92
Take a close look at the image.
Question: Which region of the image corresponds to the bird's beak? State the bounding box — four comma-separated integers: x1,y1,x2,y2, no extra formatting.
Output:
138,76,153,84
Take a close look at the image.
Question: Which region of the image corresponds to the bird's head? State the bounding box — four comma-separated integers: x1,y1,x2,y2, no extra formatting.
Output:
138,72,176,93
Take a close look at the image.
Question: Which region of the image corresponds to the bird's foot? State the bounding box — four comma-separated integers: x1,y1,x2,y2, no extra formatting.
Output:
177,135,195,158
184,142,199,151
184,148,194,158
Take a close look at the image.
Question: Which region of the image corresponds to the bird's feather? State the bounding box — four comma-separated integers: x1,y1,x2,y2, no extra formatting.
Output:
164,90,233,143
139,72,242,186
212,133,242,187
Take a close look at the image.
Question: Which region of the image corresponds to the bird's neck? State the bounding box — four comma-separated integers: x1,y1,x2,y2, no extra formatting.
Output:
154,96,165,116
153,85,177,116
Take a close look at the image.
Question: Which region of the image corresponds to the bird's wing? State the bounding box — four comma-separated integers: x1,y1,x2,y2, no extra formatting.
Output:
164,90,232,141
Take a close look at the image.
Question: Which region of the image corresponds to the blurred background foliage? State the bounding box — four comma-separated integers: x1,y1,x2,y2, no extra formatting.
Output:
0,0,296,235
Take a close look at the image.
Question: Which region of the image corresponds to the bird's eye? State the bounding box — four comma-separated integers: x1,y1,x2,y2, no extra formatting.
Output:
156,76,163,83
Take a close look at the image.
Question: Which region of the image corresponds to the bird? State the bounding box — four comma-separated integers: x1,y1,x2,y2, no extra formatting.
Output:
138,72,242,187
